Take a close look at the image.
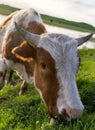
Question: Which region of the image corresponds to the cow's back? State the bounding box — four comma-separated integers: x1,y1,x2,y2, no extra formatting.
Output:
1,8,47,62
0,11,19,53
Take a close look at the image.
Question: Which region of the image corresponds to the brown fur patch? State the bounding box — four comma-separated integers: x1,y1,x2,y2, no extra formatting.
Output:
27,21,47,35
12,41,36,62
2,32,23,62
34,48,59,117
24,61,35,77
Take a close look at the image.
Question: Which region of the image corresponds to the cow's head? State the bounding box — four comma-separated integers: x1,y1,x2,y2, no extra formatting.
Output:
0,55,7,89
12,22,93,121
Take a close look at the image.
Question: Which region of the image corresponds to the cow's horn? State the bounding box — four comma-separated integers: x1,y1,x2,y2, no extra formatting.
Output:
15,22,40,46
76,33,93,46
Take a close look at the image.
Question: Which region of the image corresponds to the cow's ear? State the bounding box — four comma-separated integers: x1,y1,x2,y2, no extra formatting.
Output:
12,41,36,62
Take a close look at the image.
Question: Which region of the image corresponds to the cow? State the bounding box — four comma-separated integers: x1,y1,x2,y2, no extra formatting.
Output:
0,8,47,94
0,8,93,123
13,22,93,123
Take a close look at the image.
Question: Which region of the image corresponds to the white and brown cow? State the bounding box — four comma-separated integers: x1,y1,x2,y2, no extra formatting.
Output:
13,22,93,122
0,8,93,123
0,8,47,94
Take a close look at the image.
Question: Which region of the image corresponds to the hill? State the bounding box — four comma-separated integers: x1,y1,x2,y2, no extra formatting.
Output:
0,4,95,34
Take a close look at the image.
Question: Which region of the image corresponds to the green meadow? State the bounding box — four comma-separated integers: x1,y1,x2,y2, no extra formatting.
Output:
0,4,95,130
0,49,95,130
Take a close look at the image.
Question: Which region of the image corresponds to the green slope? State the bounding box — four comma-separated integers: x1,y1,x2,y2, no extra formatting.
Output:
0,4,20,15
41,14,95,33
0,4,95,34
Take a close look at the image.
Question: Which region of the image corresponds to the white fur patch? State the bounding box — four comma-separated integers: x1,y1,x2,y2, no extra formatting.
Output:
4,58,34,83
38,33,84,114
0,56,7,82
35,85,45,103
13,63,34,83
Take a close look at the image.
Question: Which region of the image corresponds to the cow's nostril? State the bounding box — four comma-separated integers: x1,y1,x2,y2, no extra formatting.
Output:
59,109,71,121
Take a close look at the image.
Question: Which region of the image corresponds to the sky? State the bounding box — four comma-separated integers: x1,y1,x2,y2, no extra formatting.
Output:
0,0,95,27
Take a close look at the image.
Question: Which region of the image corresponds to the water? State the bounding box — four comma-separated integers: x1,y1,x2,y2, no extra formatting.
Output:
0,14,94,49
45,24,95,49
0,15,7,24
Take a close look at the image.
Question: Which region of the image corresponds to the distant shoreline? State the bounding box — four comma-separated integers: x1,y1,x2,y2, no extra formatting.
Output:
0,4,95,44
0,4,95,33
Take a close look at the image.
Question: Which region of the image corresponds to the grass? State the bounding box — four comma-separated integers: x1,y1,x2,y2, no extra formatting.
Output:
0,49,95,130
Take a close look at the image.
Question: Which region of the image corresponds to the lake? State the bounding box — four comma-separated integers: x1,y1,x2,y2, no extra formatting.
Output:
0,15,7,23
0,14,95,49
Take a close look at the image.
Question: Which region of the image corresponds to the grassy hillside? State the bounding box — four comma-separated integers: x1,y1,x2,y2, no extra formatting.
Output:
0,4,20,15
0,49,95,130
0,4,95,34
41,14,95,33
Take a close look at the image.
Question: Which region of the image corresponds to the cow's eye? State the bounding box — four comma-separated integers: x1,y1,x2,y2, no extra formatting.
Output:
40,62,46,69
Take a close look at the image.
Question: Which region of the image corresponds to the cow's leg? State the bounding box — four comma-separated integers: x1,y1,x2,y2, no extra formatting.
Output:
19,80,28,95
0,70,7,89
8,70,14,83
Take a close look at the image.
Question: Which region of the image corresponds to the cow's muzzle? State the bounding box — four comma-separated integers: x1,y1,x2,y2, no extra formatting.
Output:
59,108,84,121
